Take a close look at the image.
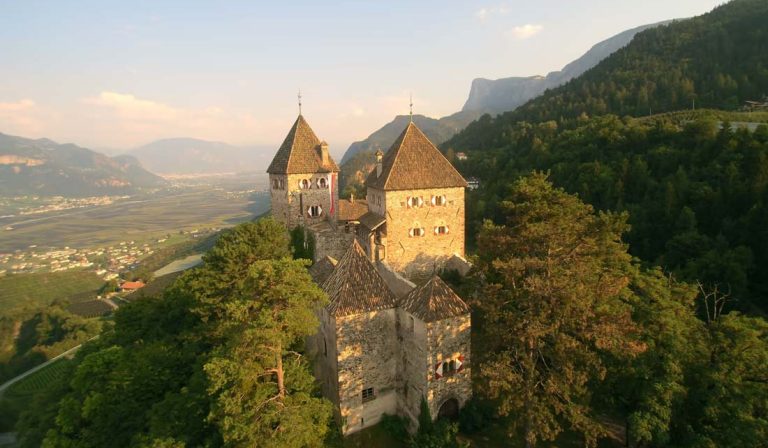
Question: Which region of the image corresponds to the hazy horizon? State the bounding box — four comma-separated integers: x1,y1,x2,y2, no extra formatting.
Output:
1,0,723,159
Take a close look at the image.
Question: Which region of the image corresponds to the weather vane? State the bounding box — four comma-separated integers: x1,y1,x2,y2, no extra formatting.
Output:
298,89,302,115
409,93,413,122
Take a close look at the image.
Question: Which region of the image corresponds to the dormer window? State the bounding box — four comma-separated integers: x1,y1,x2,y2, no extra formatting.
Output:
431,195,447,206
299,179,311,190
435,225,449,235
317,177,328,189
307,205,323,217
406,196,424,208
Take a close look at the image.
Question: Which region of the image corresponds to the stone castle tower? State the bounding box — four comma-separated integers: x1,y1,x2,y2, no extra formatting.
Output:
359,122,468,278
269,115,472,436
267,115,340,230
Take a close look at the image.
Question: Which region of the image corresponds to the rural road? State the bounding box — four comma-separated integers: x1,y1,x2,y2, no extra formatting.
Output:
0,336,97,399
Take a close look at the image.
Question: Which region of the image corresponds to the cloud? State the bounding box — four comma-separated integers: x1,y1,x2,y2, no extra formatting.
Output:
80,91,272,147
474,4,510,21
0,99,49,136
507,24,544,40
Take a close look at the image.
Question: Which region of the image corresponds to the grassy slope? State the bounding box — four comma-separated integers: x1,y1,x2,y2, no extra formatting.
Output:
0,270,104,315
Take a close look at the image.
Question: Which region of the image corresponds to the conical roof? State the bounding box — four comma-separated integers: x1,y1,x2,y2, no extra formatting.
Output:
322,240,397,316
267,115,339,174
365,122,467,190
400,275,470,322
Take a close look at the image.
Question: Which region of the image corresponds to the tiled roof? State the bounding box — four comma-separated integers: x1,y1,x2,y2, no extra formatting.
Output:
309,256,337,284
267,115,340,174
400,275,470,322
365,122,468,191
338,198,368,222
358,211,386,230
121,281,145,290
322,240,397,317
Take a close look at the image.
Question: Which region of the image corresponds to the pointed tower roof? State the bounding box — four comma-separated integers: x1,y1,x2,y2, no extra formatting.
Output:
365,122,467,190
322,240,397,317
400,275,470,322
267,115,340,174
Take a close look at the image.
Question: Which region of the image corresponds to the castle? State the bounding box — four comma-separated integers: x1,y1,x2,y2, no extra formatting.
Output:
267,114,472,435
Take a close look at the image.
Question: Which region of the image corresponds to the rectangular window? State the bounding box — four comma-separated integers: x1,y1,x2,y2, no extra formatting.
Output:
409,316,415,333
362,387,375,403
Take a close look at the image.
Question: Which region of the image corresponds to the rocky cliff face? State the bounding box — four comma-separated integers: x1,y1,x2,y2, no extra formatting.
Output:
461,21,669,115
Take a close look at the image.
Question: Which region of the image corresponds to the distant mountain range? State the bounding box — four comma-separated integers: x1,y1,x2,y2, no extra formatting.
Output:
127,138,274,175
339,21,666,168
461,21,669,115
0,132,165,197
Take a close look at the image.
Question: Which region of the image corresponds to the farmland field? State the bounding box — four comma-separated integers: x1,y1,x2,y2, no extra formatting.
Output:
3,357,70,398
0,175,270,252
0,270,105,315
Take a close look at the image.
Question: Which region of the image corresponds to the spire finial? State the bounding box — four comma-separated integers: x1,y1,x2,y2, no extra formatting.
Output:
298,89,302,115
409,93,413,123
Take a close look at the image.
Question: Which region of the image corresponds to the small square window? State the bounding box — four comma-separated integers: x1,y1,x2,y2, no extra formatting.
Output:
362,387,375,403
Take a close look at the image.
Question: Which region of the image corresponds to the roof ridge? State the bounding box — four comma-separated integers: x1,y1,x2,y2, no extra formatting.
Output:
283,115,301,172
382,122,414,190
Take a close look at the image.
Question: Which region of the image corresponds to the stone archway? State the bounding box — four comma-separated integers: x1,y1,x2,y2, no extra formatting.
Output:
437,398,460,421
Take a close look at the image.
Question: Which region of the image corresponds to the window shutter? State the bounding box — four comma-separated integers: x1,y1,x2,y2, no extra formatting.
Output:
409,228,414,238
318,205,323,216
430,196,436,206
456,355,464,372
445,225,450,234
435,362,444,379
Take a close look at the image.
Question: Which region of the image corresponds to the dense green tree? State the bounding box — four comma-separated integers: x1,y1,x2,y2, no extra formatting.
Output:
204,258,332,447
474,173,642,447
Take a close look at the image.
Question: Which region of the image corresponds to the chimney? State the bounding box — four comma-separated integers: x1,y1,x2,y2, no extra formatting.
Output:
319,141,329,166
375,149,383,178
350,193,355,204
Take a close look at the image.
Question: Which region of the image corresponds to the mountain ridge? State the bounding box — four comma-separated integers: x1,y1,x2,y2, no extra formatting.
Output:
0,132,166,197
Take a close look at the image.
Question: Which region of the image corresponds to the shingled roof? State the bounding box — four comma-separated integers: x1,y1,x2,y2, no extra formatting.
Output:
338,198,368,222
365,122,468,191
400,275,470,322
267,115,340,174
309,256,337,284
322,240,397,317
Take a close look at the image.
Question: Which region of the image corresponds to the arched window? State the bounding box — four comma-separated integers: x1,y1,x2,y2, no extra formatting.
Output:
406,196,424,208
408,224,425,237
318,177,328,189
431,195,447,206
307,205,323,217
299,179,311,190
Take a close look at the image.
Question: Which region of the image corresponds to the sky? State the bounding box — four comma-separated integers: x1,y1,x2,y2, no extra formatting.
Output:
0,0,724,158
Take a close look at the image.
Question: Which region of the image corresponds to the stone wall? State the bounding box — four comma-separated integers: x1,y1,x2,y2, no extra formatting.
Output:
269,173,338,230
312,222,355,263
425,314,472,419
310,308,340,411
383,186,466,278
335,308,399,434
396,308,428,427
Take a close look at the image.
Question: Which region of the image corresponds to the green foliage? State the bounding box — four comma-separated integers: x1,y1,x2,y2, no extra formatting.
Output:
203,258,332,447
0,307,102,385
474,173,641,447
458,397,494,435
290,225,316,261
0,270,105,315
15,218,333,447
455,114,768,310
411,398,463,448
379,413,410,445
